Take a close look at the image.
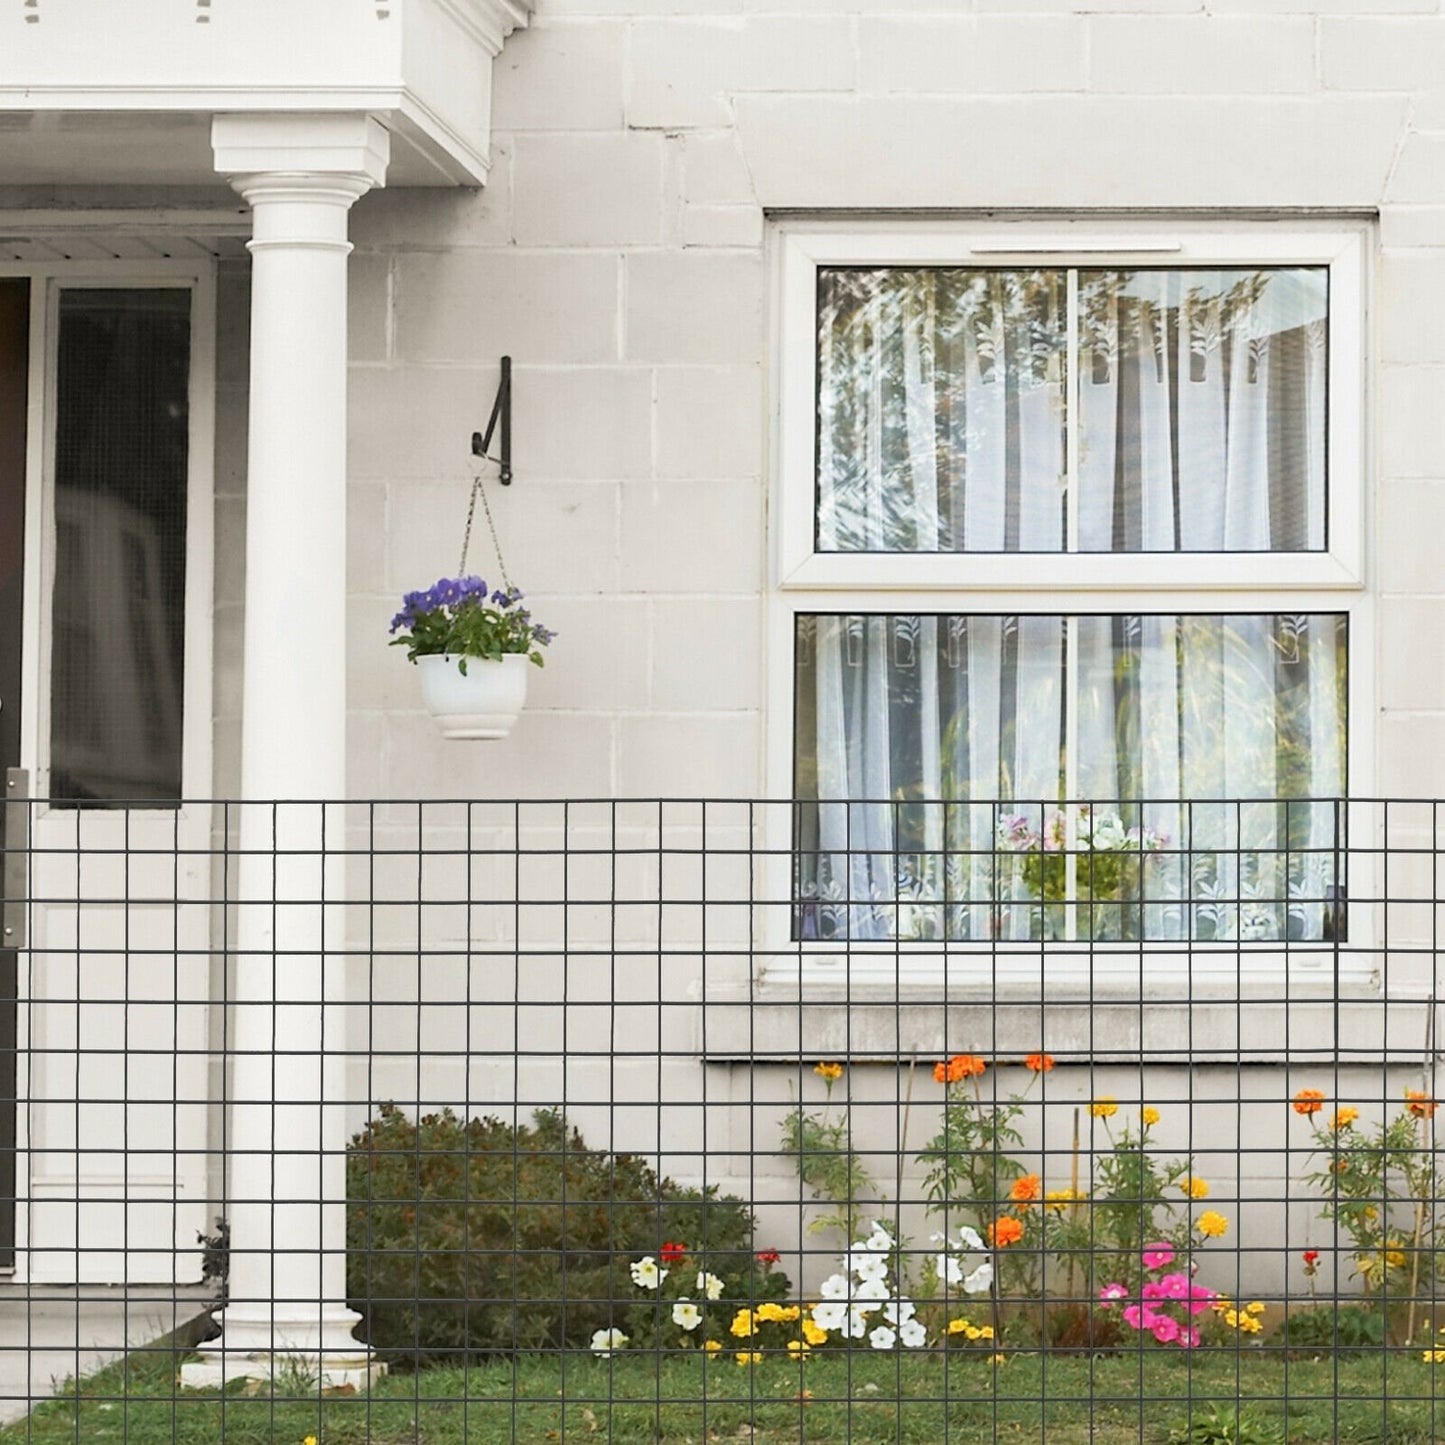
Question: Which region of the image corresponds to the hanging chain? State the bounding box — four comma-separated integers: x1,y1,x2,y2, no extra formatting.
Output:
459,467,516,595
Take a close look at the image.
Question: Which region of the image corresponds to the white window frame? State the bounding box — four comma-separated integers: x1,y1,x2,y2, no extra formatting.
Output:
763,219,1376,997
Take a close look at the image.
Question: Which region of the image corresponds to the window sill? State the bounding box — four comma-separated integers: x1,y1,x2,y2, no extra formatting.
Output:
695,948,1406,1064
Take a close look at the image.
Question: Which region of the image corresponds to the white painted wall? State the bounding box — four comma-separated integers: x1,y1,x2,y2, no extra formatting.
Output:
339,0,1445,806
201,0,1445,1299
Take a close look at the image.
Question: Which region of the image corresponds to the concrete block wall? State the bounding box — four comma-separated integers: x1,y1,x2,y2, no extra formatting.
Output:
321,0,1445,1297
338,0,1445,805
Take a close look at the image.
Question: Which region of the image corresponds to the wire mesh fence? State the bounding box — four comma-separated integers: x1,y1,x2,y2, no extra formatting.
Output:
0,795,1441,1441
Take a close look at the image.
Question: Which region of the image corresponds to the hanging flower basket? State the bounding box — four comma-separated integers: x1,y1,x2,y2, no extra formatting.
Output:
390,576,555,742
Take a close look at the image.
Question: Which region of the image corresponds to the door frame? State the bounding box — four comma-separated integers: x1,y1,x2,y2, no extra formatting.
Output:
0,258,217,1281
5,259,217,805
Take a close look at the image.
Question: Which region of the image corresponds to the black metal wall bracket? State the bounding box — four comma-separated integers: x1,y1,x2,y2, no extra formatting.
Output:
471,355,513,485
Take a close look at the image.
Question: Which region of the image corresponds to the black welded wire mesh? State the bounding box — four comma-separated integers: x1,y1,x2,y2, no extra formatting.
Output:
0,797,1439,1442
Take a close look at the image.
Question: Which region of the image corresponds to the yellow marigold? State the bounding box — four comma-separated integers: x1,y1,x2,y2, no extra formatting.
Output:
965,1325,983,1340
1246,1302,1265,1316
1010,1173,1041,1206
988,1216,1024,1248
755,1303,787,1324
1141,1107,1161,1127
946,1318,969,1335
1197,1210,1229,1239
801,1318,828,1347
786,1340,810,1357
1293,1089,1326,1116
1406,1089,1438,1119
1024,1052,1054,1073
304,1438,317,1445
729,1308,755,1338
1331,1107,1359,1131
978,1325,995,1340
814,1061,843,1082
1423,1348,1445,1364
1181,1176,1210,1200
988,1353,1007,1365
1045,1188,1087,1213
703,1340,722,1354
1386,1242,1408,1270
1089,1096,1118,1119
735,1351,762,1366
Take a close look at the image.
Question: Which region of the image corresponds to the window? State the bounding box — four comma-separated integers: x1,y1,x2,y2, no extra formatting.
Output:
773,224,1367,949
48,288,193,806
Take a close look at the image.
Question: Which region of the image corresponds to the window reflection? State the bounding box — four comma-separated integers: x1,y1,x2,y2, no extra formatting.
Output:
50,289,190,807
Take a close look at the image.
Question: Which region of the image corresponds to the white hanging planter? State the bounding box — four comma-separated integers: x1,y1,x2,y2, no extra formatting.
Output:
416,653,531,740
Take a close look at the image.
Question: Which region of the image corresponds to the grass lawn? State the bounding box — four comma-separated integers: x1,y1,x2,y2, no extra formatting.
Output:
7,1346,1445,1444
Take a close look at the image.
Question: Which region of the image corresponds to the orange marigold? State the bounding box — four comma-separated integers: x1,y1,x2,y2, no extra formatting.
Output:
1292,1089,1326,1116
935,1053,986,1083
1024,1053,1055,1073
1407,1090,1438,1120
1010,1174,1042,1207
988,1216,1024,1248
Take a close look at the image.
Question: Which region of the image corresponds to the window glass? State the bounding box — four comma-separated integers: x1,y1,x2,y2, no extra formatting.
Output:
792,612,1347,943
814,266,1326,555
49,289,191,806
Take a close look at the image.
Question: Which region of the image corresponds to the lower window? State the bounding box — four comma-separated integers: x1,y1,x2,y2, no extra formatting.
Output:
792,612,1347,944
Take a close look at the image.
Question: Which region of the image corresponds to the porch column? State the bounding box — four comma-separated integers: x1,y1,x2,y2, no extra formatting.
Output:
181,113,389,1391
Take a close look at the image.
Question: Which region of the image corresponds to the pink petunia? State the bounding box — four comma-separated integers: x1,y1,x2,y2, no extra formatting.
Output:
1098,1283,1128,1308
1151,1315,1181,1345
1141,1243,1175,1271
1155,1272,1190,1301
1122,1303,1158,1332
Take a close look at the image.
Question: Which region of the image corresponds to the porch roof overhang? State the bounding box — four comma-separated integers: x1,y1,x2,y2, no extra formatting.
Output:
0,0,530,188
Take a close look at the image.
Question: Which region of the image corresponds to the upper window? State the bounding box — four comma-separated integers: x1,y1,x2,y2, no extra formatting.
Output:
816,266,1326,555
773,224,1368,948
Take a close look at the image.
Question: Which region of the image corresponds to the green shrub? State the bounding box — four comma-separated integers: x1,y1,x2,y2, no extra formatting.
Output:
346,1105,786,1365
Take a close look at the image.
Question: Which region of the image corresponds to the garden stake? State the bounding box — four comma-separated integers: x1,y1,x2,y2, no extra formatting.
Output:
1067,1106,1081,1305
1408,1002,1437,1345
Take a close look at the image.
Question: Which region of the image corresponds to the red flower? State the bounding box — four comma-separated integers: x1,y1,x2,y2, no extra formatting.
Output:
1303,1250,1320,1265
659,1241,688,1265
756,1249,781,1267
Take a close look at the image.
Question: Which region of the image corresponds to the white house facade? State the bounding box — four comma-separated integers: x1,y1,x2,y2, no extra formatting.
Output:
2,0,1445,1392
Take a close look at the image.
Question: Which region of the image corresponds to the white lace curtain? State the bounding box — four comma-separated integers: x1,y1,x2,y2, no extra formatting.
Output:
794,614,1346,943
797,264,1341,944
815,266,1327,554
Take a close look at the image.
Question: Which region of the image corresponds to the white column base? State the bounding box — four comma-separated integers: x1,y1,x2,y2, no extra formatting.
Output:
179,1306,385,1392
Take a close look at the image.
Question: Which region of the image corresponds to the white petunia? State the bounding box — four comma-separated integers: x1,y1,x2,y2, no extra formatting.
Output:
854,1276,890,1301
819,1272,852,1300
937,1253,963,1285
883,1299,917,1327
845,1305,876,1339
851,1252,890,1284
591,1327,628,1357
868,1325,897,1350
899,1318,928,1349
812,1301,848,1333
695,1270,724,1300
956,1225,985,1252
672,1300,702,1332
963,1260,994,1295
865,1223,895,1251
630,1257,666,1290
